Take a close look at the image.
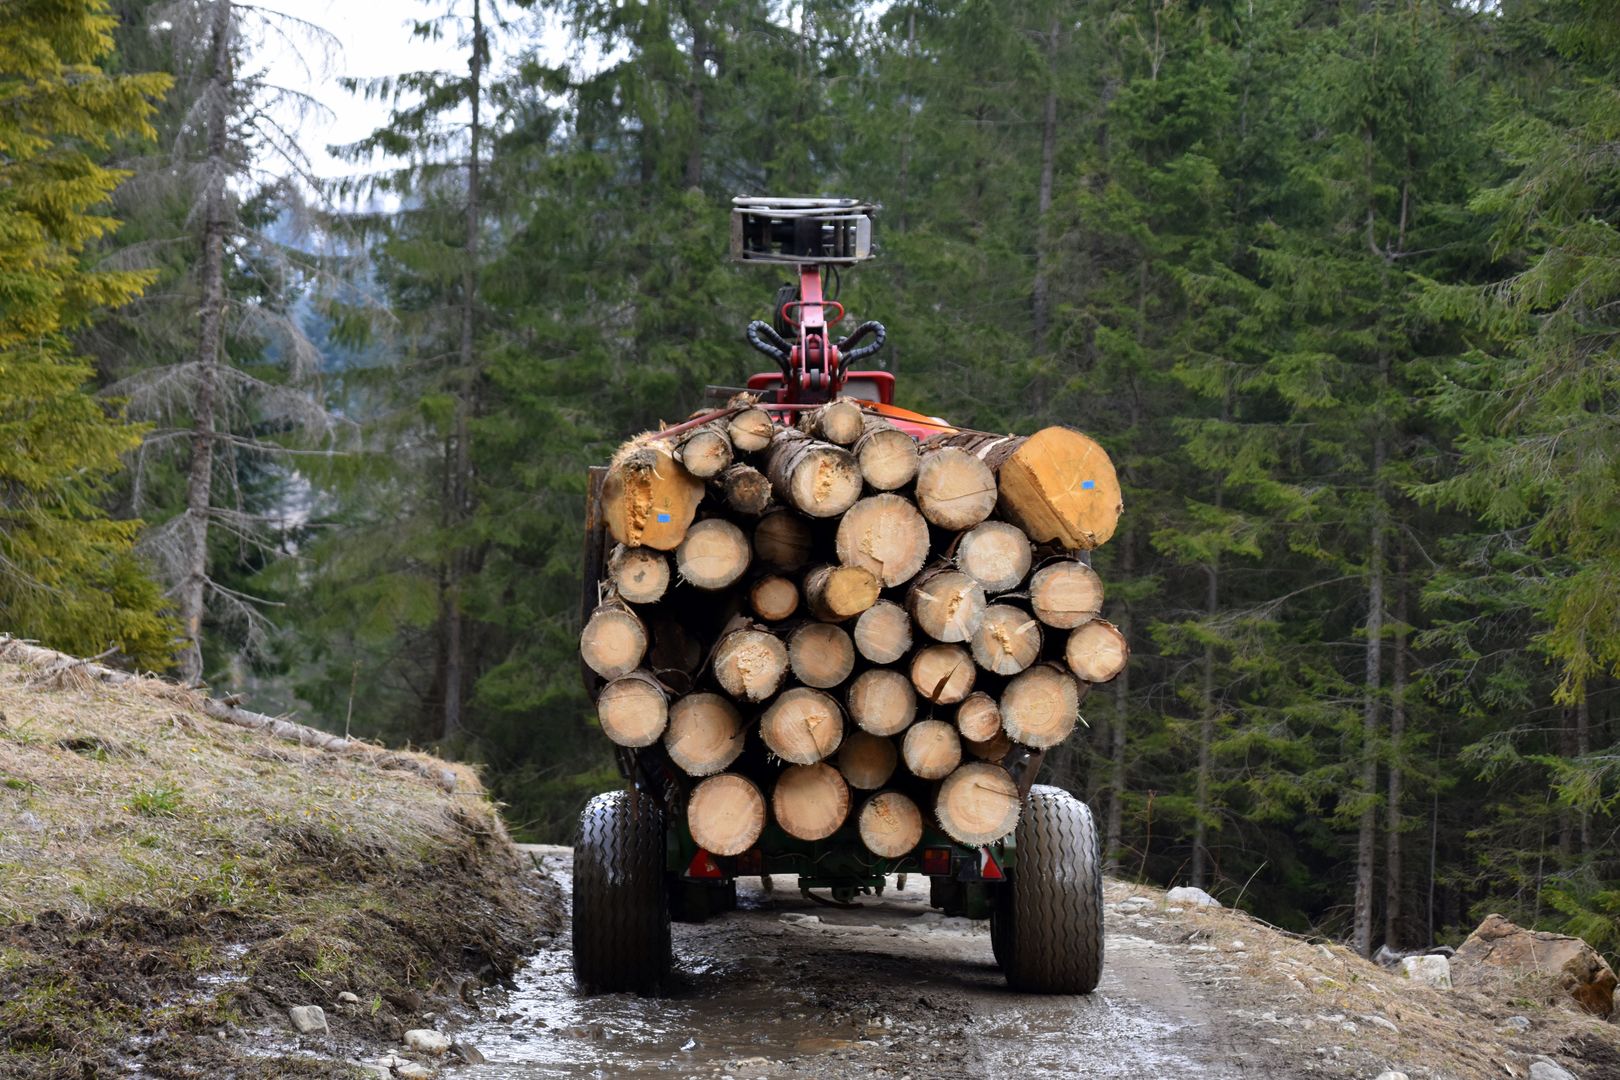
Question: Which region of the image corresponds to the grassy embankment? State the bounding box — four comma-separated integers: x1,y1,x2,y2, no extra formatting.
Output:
0,639,558,1078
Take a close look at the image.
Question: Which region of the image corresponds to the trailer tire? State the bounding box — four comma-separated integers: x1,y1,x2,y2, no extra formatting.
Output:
573,789,671,994
991,784,1103,993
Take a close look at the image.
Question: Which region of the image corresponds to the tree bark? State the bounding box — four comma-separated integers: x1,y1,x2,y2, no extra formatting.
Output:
1191,558,1218,890
1353,425,1388,958
1384,546,1408,948
1030,13,1060,344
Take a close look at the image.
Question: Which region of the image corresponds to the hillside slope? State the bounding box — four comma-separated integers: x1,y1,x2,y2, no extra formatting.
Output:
0,638,559,1079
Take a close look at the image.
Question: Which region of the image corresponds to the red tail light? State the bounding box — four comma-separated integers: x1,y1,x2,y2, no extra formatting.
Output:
921,847,952,875
686,849,724,879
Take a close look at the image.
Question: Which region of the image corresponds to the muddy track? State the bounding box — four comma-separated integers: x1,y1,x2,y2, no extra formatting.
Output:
458,847,1280,1079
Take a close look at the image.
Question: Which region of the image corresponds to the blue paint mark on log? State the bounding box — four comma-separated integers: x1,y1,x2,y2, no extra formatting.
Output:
1081,479,1096,491
657,513,671,523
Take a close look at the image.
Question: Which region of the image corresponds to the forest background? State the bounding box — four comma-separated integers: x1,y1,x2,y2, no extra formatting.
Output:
5,0,1618,961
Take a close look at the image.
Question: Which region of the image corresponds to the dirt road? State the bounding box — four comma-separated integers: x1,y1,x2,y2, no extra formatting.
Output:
457,847,1276,1079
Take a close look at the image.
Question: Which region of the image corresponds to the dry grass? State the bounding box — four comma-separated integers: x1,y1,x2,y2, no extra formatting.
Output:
1104,879,1620,1079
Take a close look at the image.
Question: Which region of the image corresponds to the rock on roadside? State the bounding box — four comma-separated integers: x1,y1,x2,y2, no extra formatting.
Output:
288,1005,328,1035
1529,1061,1576,1080
1166,885,1221,908
1452,913,1618,1018
1397,955,1452,990
405,1029,453,1054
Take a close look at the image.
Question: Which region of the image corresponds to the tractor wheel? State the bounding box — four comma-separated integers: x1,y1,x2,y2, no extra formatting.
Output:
990,784,1103,993
573,789,671,994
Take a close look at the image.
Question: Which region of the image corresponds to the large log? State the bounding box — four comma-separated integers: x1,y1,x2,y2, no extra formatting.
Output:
853,415,920,491
955,691,1004,743
580,599,647,680
969,603,1043,676
748,574,800,621
834,494,930,588
909,643,977,705
927,427,1122,550
1065,619,1130,683
712,626,789,702
1000,662,1083,749
835,730,899,790
765,428,863,518
760,687,844,763
846,668,918,736
606,544,670,604
935,762,1021,845
727,405,776,452
688,773,766,856
718,463,773,515
852,599,912,665
955,521,1033,594
914,446,998,530
907,566,987,643
787,622,856,689
677,419,734,479
664,692,745,776
858,791,924,858
602,438,706,550
1028,558,1104,629
902,719,962,780
797,400,865,445
676,518,751,590
752,508,814,571
773,763,851,841
596,670,669,747
803,564,881,622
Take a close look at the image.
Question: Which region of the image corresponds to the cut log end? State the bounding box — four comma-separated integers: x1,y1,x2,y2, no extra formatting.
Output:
773,762,851,841
719,463,773,516
902,718,963,780
847,668,918,737
799,400,866,446
969,603,1043,676
835,730,898,790
760,687,844,764
915,447,998,530
908,568,988,644
748,575,800,621
835,494,930,588
688,773,766,856
607,545,671,605
996,426,1122,550
596,670,669,747
602,439,705,550
858,791,924,858
1001,663,1082,749
581,601,647,681
664,692,745,776
1029,559,1105,629
767,429,863,518
727,407,776,452
678,426,733,479
854,422,920,491
910,643,977,705
804,563,881,622
853,600,913,665
956,521,1033,594
788,622,855,689
955,691,1004,743
1065,619,1130,683
676,518,751,590
935,762,1021,845
712,628,789,702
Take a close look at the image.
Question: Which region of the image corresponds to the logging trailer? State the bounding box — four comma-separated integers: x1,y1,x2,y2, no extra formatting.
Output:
573,197,1107,996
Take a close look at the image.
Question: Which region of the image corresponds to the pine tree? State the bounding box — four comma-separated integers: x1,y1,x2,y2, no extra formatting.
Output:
0,0,173,665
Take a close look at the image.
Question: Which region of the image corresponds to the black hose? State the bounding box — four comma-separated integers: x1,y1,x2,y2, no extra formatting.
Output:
837,321,886,366
746,320,792,379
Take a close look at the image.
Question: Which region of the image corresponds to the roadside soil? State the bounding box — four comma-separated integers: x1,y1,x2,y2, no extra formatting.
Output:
450,849,1620,1080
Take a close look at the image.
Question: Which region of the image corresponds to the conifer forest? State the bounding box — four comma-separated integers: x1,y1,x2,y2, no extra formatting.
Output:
4,0,1618,960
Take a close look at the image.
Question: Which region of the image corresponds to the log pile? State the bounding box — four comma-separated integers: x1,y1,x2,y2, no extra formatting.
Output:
582,401,1126,861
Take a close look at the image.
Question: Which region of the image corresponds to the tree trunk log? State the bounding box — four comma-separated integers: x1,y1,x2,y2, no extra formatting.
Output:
1029,558,1104,629
910,643,976,704
964,729,1013,762
852,600,912,664
712,626,789,702
853,415,920,490
580,600,647,680
718,463,772,515
607,544,670,604
727,405,776,452
908,566,987,643
847,668,917,736
956,521,1033,593
835,730,898,790
970,603,1043,675
927,427,1122,550
903,719,963,780
834,494,930,588
688,773,766,855
675,518,750,590
787,622,855,688
1064,619,1129,683
797,400,865,445
664,692,745,776
677,419,734,479
596,670,669,747
760,687,844,763
752,508,813,571
955,691,1004,743
603,439,706,550
765,427,862,518
914,446,998,530
1001,663,1082,749
858,790,923,857
803,564,881,622
773,762,851,840
748,574,800,621
935,762,1021,845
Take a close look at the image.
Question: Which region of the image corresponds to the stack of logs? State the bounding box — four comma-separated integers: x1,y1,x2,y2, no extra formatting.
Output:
581,397,1128,863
